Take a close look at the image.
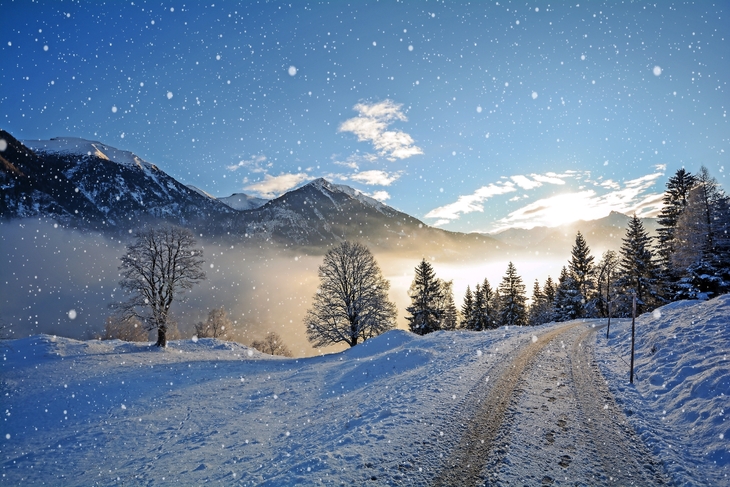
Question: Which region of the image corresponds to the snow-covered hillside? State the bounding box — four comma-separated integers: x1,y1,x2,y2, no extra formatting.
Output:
23,137,157,171
1,297,728,485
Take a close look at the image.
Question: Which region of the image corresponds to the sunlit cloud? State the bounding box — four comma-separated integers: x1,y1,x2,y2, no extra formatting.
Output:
339,100,423,160
510,175,542,190
427,167,666,230
531,173,568,185
490,167,666,231
226,154,270,173
350,170,403,186
244,173,311,198
425,182,517,223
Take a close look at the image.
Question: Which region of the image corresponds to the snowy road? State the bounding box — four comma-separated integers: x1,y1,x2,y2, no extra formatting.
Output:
431,322,669,486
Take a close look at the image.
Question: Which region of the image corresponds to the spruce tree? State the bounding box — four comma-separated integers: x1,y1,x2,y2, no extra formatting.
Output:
461,286,475,329
481,278,499,329
617,215,659,314
672,167,730,297
406,259,444,335
437,279,459,330
595,250,619,318
568,231,595,317
489,287,502,328
553,266,581,321
498,262,528,327
528,279,548,326
656,168,696,274
542,276,557,319
471,283,486,330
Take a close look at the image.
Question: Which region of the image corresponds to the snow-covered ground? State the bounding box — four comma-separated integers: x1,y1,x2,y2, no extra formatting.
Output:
595,295,730,486
1,296,728,485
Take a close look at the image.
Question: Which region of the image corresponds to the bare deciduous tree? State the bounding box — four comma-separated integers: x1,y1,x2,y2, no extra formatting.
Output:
251,332,292,357
114,225,206,347
194,306,231,339
103,315,148,342
305,241,396,348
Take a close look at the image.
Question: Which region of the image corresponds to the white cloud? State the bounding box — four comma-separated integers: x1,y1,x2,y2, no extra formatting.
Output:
350,170,402,186
227,154,269,173
490,168,666,231
425,167,666,230
531,173,568,185
425,182,517,220
339,100,423,160
511,175,542,190
365,190,391,202
244,173,311,198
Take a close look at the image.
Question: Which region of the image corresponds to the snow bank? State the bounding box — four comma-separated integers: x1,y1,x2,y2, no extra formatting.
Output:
595,295,730,486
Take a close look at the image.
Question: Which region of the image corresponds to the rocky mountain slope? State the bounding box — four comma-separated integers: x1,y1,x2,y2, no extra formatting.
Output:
0,131,503,257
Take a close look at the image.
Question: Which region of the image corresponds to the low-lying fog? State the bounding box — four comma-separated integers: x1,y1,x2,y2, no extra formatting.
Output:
1,219,574,357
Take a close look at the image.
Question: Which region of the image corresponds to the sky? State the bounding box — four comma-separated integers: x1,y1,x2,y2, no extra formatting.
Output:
2,0,728,233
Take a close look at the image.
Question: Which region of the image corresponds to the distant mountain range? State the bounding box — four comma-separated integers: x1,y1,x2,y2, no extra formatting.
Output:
0,130,657,259
0,131,504,258
488,211,659,256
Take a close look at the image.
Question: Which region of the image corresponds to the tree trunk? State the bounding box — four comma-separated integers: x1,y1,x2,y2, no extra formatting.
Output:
155,327,167,347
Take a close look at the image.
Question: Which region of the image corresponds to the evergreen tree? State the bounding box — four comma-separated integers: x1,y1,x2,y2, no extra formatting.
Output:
406,259,444,335
553,266,582,321
460,286,475,329
656,168,696,274
617,215,660,314
672,167,730,298
437,279,459,330
470,283,486,330
595,250,619,318
542,276,557,319
528,279,550,326
489,287,502,328
482,278,500,329
568,231,595,317
497,262,528,327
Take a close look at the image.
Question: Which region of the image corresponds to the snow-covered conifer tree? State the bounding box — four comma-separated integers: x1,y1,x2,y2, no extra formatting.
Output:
436,279,459,330
553,266,581,322
497,262,527,327
616,215,660,314
568,231,596,317
460,286,475,329
406,259,444,335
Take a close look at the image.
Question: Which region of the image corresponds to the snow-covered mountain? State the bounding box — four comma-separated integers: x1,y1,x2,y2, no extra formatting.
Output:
218,192,268,211
1,130,235,229
1,131,504,256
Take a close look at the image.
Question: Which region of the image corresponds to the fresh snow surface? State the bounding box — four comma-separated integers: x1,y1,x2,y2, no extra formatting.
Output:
1,297,728,485
594,295,730,486
23,137,156,171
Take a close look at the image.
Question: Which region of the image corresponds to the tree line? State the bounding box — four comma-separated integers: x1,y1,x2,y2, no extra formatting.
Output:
304,166,730,346
108,166,729,352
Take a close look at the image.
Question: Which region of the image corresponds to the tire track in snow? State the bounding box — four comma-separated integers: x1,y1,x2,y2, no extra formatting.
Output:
431,322,581,486
570,324,669,485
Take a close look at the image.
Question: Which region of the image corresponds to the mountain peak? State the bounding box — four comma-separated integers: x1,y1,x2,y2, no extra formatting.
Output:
301,178,388,213
22,137,156,171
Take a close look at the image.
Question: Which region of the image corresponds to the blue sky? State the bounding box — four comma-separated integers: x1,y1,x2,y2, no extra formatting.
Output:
2,1,728,233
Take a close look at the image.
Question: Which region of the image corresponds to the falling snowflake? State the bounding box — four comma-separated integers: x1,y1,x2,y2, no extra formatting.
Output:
167,91,173,99
68,309,77,320
653,65,662,76
288,66,297,76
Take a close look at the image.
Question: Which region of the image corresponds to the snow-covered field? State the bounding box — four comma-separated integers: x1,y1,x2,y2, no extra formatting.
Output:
1,296,728,485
